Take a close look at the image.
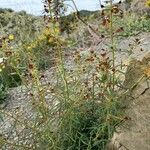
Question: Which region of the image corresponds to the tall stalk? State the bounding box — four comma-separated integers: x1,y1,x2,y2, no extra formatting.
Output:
57,45,70,107
109,0,115,90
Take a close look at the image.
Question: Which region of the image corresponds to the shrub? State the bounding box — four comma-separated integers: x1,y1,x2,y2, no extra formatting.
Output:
1,66,22,88
1,1,144,150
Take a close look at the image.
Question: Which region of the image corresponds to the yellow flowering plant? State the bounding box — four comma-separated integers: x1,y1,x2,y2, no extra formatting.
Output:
8,34,14,40
144,67,150,77
146,0,150,7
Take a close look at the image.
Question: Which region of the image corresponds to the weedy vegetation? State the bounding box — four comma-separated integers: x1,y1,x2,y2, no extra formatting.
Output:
0,0,150,149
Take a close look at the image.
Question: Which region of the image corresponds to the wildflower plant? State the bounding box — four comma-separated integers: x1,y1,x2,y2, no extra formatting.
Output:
0,0,148,150
0,1,123,149
146,0,150,7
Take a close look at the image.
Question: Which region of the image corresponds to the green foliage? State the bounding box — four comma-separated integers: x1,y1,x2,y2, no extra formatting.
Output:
1,66,22,88
146,0,150,7
125,0,132,4
116,13,150,36
0,76,7,104
0,8,43,43
1,3,147,150
56,100,120,150
97,13,150,38
0,8,14,13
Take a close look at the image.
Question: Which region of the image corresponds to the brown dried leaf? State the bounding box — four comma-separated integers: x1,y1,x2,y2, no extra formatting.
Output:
144,67,150,77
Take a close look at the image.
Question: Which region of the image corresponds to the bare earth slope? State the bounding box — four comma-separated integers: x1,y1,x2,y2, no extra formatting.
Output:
107,52,150,150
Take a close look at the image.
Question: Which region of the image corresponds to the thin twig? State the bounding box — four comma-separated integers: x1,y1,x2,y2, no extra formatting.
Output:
71,0,100,37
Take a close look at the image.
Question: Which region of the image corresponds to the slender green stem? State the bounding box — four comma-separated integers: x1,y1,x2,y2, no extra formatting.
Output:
110,0,115,90
57,46,70,106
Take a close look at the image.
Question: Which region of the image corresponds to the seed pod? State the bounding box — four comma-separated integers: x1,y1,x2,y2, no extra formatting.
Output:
5,51,13,57
44,8,49,13
101,52,107,57
116,27,124,33
101,10,105,16
112,6,119,14
101,5,105,8
102,17,110,26
28,63,34,70
118,0,122,4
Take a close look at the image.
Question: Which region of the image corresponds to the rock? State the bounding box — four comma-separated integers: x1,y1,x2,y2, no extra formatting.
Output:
130,0,150,16
119,0,132,11
119,0,150,16
106,53,150,150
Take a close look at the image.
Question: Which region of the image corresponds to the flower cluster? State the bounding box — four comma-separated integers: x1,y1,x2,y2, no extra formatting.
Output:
146,0,150,7
0,34,14,71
